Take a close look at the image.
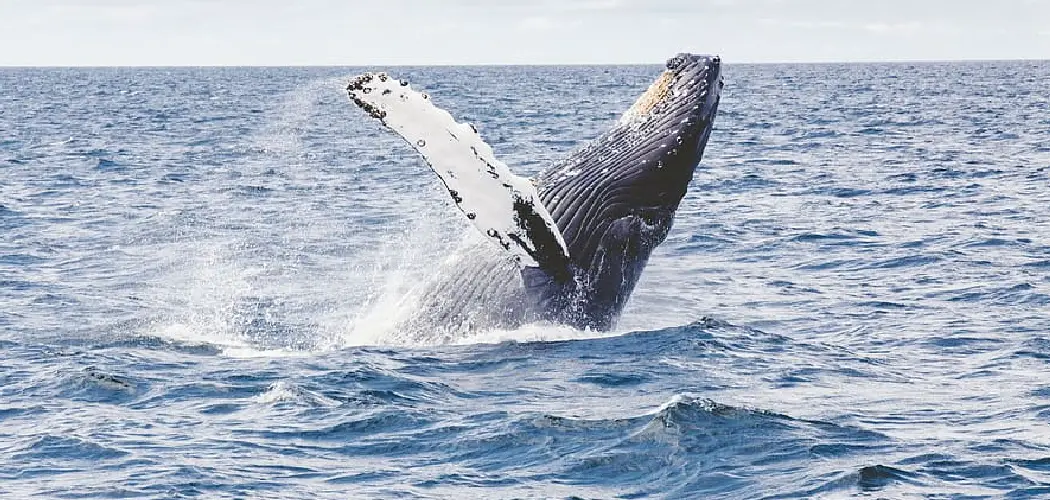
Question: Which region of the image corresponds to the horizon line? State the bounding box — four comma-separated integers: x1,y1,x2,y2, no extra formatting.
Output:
2,56,1048,69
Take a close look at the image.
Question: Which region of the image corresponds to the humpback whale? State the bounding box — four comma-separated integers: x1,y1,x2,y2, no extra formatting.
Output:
347,53,722,338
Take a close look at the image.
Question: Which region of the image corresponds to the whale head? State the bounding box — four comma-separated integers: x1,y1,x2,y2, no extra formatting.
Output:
606,52,723,218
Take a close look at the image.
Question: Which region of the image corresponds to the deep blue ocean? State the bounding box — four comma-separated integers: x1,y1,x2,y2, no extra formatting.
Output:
1,61,1049,499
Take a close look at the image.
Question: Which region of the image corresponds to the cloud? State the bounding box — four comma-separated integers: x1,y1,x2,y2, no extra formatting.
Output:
759,18,848,29
517,16,555,31
561,0,623,10
461,0,624,13
42,2,161,23
760,18,953,37
863,21,924,34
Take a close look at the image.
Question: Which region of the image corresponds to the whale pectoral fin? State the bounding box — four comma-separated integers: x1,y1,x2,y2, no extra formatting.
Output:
347,72,572,280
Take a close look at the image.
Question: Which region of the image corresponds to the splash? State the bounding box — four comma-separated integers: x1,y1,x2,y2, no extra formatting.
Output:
454,322,618,346
140,240,272,356
134,74,635,353
135,75,472,352
136,77,361,355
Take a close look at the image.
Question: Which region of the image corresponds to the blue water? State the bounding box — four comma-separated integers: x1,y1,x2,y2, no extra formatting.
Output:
1,62,1049,498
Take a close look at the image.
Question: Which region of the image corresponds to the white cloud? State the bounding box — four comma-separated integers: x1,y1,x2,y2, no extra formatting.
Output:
563,0,623,11
759,18,848,29
516,15,583,32
517,16,558,31
35,1,161,23
863,21,924,34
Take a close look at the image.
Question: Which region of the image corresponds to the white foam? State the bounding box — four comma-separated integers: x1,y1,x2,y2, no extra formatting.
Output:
136,76,435,354
139,240,253,343
453,322,618,346
253,381,338,406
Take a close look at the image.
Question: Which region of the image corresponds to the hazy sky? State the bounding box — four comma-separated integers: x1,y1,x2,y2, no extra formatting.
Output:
1,0,1048,66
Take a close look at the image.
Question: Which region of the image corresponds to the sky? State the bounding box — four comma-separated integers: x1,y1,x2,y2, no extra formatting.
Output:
1,0,1048,66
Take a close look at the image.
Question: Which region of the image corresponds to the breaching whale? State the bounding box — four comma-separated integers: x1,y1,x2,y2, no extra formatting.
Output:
347,53,723,338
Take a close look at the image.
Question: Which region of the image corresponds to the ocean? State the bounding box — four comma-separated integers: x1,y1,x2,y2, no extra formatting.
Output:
1,61,1048,498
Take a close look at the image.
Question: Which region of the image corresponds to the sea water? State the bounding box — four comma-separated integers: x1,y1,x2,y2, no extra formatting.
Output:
1,62,1049,498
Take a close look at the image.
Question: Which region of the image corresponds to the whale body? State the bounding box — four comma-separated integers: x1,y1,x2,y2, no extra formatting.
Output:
347,53,723,339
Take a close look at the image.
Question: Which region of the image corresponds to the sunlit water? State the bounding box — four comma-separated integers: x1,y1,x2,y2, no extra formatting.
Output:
1,62,1049,498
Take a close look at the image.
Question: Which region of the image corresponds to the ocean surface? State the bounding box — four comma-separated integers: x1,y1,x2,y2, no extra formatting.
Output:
1,61,1049,499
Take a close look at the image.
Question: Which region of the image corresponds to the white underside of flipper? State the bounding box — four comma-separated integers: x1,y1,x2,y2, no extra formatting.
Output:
347,73,569,273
